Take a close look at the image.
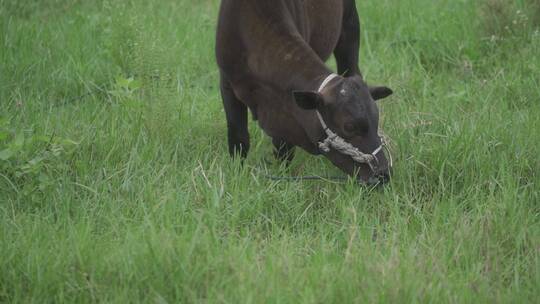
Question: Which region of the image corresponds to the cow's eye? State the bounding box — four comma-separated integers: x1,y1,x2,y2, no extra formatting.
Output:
344,119,369,136
344,122,356,134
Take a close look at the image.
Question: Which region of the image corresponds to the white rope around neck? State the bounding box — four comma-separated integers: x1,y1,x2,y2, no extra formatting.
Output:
315,73,391,172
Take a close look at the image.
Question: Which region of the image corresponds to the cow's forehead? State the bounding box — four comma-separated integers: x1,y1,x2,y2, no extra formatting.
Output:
338,80,369,102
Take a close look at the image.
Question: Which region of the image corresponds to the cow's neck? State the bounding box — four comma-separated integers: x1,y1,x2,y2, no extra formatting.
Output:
253,32,333,93
249,24,336,147
282,52,333,93
276,50,334,144
266,41,334,150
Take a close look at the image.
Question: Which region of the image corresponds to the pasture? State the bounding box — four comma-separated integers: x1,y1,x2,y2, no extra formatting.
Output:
1,0,539,302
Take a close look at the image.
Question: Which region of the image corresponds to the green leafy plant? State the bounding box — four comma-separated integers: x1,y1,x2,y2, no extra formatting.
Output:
109,75,141,99
0,117,78,196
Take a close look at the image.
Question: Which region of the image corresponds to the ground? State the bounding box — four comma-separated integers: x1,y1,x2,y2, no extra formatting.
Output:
1,0,539,302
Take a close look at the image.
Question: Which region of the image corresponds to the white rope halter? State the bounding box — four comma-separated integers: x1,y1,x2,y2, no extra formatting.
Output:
315,73,392,172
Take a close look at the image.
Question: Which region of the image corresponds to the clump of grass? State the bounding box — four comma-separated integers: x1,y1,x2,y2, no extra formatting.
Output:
480,0,540,42
524,0,540,26
0,117,79,201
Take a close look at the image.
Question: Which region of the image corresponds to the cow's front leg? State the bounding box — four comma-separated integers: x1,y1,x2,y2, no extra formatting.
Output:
272,138,295,164
220,76,250,159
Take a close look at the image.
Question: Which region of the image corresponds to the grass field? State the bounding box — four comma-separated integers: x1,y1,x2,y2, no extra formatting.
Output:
1,0,539,302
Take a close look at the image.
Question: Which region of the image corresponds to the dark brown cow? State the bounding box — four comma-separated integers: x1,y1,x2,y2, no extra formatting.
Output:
216,0,393,184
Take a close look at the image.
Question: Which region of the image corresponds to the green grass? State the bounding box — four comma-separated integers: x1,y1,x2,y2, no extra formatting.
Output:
1,0,539,302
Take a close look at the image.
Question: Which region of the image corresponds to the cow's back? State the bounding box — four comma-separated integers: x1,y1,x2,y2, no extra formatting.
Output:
216,0,343,76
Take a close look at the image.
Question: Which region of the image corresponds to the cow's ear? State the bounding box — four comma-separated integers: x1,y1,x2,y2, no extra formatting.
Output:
369,86,393,101
293,91,324,110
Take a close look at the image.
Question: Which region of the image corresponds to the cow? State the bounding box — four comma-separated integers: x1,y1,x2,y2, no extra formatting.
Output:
216,0,393,184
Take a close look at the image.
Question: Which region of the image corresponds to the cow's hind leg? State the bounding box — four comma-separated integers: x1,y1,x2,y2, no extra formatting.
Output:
334,0,362,77
272,138,295,164
220,76,250,158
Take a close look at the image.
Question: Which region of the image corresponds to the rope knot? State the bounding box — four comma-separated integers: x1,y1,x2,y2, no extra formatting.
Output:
318,133,337,153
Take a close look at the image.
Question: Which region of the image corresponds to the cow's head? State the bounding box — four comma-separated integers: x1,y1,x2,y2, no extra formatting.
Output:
294,75,393,185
